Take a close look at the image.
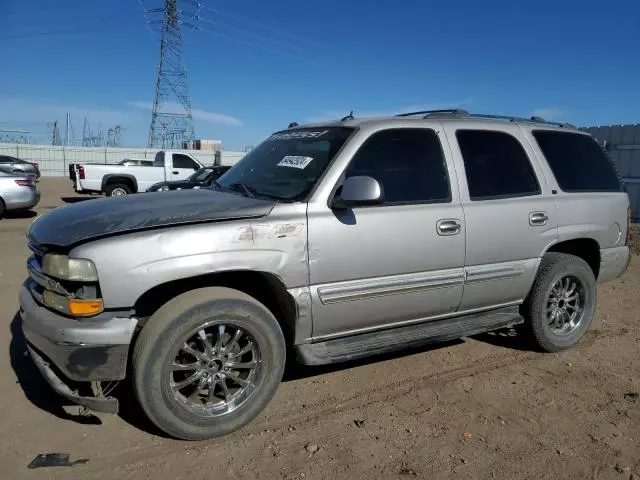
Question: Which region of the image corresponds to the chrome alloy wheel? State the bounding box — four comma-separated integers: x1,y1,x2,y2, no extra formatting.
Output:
546,275,584,335
111,187,128,196
167,323,262,417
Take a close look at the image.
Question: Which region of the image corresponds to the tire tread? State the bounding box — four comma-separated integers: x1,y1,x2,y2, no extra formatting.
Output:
522,252,596,352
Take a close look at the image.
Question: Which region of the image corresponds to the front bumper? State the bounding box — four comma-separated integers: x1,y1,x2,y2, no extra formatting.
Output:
26,344,119,413
19,282,138,411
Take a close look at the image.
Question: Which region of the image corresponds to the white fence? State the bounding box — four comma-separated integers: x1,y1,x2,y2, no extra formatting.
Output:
0,143,246,177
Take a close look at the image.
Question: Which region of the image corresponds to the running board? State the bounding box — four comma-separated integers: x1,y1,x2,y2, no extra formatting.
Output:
295,306,524,366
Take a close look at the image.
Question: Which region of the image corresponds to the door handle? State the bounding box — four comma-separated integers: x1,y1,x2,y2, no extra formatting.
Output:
437,219,462,236
529,212,549,226
172,170,179,174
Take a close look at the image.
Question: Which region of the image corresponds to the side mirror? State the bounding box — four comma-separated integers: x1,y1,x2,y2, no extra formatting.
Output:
331,176,383,209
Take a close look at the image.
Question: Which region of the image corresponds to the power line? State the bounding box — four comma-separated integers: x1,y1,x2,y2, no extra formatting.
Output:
198,3,328,49
196,15,307,54
1,22,144,41
137,0,160,39
196,26,315,64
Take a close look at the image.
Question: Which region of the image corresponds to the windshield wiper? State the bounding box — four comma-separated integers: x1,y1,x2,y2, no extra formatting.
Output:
229,182,256,198
212,181,253,198
214,181,288,202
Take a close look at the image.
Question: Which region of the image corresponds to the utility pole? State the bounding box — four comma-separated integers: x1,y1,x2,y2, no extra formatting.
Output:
52,121,61,146
147,0,196,149
65,113,70,146
82,117,89,146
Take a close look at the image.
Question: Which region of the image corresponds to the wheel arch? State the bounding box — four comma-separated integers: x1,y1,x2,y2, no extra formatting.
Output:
134,270,298,344
543,237,601,279
101,174,138,193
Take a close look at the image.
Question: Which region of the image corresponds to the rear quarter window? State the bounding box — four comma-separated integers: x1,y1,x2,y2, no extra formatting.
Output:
532,131,622,192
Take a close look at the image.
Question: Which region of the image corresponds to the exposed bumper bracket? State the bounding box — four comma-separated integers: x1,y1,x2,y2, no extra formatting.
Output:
27,345,119,414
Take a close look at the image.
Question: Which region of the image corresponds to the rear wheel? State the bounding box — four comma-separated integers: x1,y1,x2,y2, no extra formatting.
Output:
132,287,286,440
0,197,5,218
522,252,597,352
105,183,131,197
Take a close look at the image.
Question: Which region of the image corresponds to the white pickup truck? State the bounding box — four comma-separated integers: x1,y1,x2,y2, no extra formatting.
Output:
73,151,205,196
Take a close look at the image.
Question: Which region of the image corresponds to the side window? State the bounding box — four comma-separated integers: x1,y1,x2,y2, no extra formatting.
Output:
344,128,451,204
173,154,198,169
153,152,164,167
456,130,540,200
532,130,622,192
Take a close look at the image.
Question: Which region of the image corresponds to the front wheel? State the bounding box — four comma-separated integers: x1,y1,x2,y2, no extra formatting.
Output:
522,252,597,352
132,287,286,440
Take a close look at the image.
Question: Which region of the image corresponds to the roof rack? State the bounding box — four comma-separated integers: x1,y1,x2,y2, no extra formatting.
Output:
466,113,576,128
395,109,575,128
396,109,468,117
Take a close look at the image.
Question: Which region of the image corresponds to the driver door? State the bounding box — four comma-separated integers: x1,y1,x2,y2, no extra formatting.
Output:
171,154,199,180
307,127,466,339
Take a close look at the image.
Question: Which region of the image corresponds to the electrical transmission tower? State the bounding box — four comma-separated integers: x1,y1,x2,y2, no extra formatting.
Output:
146,0,197,149
106,126,123,147
82,117,104,147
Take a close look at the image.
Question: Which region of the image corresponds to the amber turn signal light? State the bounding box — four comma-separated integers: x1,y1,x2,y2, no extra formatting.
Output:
68,299,104,317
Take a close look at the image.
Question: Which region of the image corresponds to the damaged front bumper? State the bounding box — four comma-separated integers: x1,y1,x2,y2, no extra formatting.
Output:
19,282,138,413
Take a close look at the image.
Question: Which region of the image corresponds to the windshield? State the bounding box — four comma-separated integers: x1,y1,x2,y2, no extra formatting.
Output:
188,167,214,182
215,127,354,201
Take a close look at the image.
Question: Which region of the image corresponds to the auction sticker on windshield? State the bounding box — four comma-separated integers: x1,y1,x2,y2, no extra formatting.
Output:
277,156,314,169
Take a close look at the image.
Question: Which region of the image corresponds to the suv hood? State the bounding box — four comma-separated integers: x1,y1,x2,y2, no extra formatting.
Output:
28,189,275,248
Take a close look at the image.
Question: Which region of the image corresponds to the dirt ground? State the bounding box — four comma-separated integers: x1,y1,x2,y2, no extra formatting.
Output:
1,178,638,480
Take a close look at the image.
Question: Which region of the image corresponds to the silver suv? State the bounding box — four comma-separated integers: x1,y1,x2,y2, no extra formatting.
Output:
20,110,631,440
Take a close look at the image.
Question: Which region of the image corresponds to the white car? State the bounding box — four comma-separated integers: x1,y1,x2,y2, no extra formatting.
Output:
73,151,204,196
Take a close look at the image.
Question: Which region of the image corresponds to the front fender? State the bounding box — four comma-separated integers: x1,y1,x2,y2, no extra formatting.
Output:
71,215,309,309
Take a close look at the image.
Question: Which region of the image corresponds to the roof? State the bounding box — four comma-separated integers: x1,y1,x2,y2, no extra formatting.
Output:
290,109,582,133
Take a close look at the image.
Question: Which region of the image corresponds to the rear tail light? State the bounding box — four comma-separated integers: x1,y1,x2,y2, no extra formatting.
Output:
625,207,632,246
15,179,34,186
78,165,85,180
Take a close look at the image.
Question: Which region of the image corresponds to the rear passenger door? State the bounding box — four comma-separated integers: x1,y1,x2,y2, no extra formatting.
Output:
443,125,559,311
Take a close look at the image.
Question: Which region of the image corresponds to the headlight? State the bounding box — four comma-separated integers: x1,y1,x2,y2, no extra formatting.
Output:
42,254,98,282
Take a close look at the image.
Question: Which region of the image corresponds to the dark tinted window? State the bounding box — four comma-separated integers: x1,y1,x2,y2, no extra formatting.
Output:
173,154,198,169
456,130,540,200
344,128,450,204
533,131,622,192
211,166,231,181
188,167,214,182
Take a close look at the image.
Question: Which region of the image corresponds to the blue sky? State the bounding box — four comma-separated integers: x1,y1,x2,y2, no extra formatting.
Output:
1,0,639,149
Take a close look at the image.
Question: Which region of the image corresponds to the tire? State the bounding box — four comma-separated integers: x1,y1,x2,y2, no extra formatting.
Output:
105,183,132,197
522,252,597,352
0,197,5,218
132,287,286,440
